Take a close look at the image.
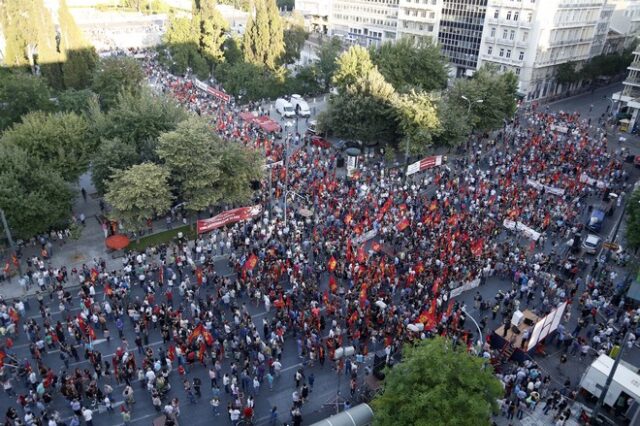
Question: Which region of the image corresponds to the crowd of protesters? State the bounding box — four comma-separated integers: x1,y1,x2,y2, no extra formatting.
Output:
0,50,638,426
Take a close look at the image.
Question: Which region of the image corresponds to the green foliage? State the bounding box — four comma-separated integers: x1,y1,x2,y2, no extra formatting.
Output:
91,138,140,196
555,61,577,86
1,111,92,182
316,36,343,91
217,0,250,10
216,61,281,101
332,45,375,91
288,66,322,96
156,117,224,212
394,90,440,154
0,144,73,239
58,0,98,89
243,0,285,71
91,56,145,109
626,188,640,250
371,337,502,426
581,51,633,80
451,66,518,131
371,38,448,92
195,0,230,66
90,89,188,161
105,163,173,231
432,98,471,148
56,89,97,114
0,72,54,131
217,144,265,203
223,35,244,65
282,17,308,65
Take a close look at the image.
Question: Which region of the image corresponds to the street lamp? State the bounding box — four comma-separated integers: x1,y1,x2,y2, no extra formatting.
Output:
461,95,484,115
283,190,309,228
461,307,483,350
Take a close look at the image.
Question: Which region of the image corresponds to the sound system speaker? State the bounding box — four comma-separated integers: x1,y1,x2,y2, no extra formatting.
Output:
337,157,345,168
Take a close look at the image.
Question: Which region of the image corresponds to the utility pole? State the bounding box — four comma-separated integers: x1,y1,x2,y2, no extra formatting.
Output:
590,331,629,424
0,208,23,277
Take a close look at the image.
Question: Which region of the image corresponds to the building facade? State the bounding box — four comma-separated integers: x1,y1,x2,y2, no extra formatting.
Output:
478,0,610,100
608,0,640,47
438,0,488,77
612,49,640,129
396,0,442,45
330,0,400,47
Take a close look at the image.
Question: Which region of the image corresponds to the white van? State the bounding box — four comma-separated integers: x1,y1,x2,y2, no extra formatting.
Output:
275,98,295,118
580,354,640,408
290,94,310,117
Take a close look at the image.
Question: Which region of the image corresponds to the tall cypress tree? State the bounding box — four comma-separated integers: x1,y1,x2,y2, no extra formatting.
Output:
243,0,284,71
58,0,98,89
194,0,229,66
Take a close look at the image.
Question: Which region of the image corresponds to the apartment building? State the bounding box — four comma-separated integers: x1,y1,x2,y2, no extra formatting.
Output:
330,0,400,47
396,0,442,45
612,49,640,129
608,0,640,47
478,0,610,100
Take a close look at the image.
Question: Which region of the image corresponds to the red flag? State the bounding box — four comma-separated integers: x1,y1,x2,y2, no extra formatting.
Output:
446,299,455,317
356,245,366,263
327,256,337,273
346,239,353,262
329,275,338,293
396,218,410,231
90,268,98,282
371,241,381,252
0,350,5,368
158,267,164,284
104,283,113,297
344,213,353,225
87,326,96,341
188,324,204,345
470,239,483,257
244,254,258,271
376,197,393,221
168,345,176,362
195,268,203,285
415,261,425,274
11,255,19,268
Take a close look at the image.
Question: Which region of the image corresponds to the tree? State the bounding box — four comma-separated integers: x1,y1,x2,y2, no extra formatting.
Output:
451,66,518,131
194,0,230,66
1,111,93,182
105,163,173,232
58,0,98,89
216,61,280,101
626,188,640,250
0,144,73,239
0,73,54,131
243,0,285,71
56,89,98,114
91,56,145,109
282,13,308,65
332,45,375,91
316,36,342,91
432,98,471,148
394,90,440,155
371,38,448,92
217,144,264,204
156,117,224,212
91,138,140,196
321,69,399,145
555,61,577,87
371,337,502,426
89,89,188,161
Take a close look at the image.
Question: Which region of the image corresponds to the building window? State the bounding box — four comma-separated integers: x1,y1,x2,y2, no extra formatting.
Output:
506,10,512,20
515,67,521,75
514,11,519,21
503,29,508,39
506,49,511,58
494,9,499,19
499,48,505,57
491,27,496,37
522,31,528,41
519,51,524,60
510,30,515,40
488,45,493,54
527,12,532,22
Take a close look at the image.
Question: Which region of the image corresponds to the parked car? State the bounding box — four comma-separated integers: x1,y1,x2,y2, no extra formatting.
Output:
310,136,331,149
586,208,606,233
290,94,310,117
305,120,318,136
275,98,295,118
582,234,601,254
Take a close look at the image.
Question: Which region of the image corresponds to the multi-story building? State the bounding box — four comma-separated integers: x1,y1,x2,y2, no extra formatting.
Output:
608,0,640,47
478,0,610,100
330,0,400,47
396,0,442,45
294,0,332,34
612,50,640,129
438,0,488,77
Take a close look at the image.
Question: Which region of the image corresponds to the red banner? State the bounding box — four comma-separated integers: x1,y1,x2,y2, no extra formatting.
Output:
197,205,262,234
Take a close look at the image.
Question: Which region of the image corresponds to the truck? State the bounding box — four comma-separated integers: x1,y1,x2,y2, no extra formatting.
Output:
290,94,310,117
579,354,640,412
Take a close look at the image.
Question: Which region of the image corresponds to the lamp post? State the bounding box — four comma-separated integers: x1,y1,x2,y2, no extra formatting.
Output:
461,95,484,116
0,208,23,277
461,307,483,349
283,190,309,228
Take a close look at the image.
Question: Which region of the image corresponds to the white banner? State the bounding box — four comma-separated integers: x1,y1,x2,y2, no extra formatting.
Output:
579,172,606,189
406,155,443,176
352,229,378,246
503,219,541,241
550,124,568,133
526,178,565,196
450,278,481,298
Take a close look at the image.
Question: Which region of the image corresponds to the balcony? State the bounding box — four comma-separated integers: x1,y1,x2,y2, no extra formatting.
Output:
554,20,597,29
486,17,532,29
623,77,640,87
548,38,593,47
629,61,640,71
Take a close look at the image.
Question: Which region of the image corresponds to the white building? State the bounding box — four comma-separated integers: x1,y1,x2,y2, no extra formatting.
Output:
608,0,640,47
478,0,611,100
330,0,400,47
612,49,640,129
396,0,442,45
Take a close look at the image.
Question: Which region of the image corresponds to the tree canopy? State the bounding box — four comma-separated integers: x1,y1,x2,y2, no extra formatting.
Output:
91,56,145,110
316,36,343,91
371,337,502,426
243,0,285,71
332,45,375,92
371,38,448,92
394,90,441,154
626,187,640,250
1,111,93,182
0,72,54,131
91,138,141,196
105,163,173,231
0,144,73,239
195,0,230,66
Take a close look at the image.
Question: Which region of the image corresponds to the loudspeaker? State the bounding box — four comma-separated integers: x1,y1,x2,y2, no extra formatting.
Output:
337,157,345,168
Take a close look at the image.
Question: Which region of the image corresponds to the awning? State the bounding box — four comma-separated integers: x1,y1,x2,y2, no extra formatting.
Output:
239,111,255,122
